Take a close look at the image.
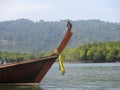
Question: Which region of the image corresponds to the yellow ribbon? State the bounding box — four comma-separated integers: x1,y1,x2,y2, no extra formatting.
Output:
55,50,65,75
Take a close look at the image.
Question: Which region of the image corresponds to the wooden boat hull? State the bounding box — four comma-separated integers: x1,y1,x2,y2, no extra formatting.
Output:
0,55,58,84
0,21,73,85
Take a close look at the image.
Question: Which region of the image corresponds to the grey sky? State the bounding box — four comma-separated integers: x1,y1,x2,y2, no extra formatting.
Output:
0,0,120,22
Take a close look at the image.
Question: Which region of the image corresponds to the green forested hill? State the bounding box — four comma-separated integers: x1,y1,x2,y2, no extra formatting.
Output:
0,19,120,53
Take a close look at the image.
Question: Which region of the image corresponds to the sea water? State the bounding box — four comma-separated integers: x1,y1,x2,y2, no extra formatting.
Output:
0,63,120,90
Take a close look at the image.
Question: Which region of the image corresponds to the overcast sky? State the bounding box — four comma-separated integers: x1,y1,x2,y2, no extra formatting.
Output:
0,0,120,22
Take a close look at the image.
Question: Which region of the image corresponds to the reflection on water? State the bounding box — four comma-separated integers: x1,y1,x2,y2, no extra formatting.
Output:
0,63,120,90
0,86,42,90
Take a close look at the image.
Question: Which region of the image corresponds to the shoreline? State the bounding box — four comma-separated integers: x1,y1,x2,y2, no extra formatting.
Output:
60,60,120,63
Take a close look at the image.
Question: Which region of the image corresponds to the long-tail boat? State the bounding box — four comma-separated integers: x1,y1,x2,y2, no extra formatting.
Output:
0,21,73,85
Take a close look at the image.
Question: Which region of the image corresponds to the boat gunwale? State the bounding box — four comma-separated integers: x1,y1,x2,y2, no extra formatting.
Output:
0,55,58,69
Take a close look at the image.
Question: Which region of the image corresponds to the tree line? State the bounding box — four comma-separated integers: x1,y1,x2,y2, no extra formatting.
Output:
0,41,120,64
0,52,43,64
62,41,120,63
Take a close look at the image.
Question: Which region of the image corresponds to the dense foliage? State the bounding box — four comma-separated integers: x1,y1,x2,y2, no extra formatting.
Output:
62,41,120,63
0,41,120,63
0,52,43,64
0,19,120,53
